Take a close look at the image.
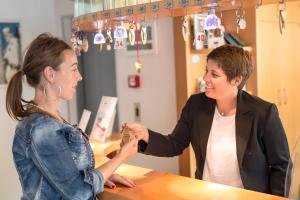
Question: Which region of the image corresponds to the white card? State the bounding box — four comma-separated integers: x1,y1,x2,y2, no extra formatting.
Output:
78,109,91,132
90,96,118,143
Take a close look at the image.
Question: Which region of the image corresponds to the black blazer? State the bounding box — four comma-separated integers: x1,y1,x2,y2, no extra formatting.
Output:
139,90,290,196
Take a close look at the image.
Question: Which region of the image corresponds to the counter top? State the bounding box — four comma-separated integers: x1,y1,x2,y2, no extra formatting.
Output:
94,157,287,200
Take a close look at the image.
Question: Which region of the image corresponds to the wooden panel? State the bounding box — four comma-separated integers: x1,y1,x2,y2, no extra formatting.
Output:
173,16,192,177
256,21,283,105
256,1,300,151
280,21,300,151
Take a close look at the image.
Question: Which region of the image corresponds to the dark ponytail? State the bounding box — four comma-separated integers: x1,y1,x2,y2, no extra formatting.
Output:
6,70,27,120
5,33,72,121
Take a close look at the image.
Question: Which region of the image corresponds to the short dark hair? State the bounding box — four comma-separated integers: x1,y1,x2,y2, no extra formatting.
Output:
6,33,72,121
207,44,253,89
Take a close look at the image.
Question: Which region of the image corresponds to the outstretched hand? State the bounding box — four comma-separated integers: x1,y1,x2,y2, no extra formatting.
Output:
124,123,149,143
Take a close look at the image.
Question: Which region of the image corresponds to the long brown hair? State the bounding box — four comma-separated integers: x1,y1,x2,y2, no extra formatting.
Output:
6,33,72,121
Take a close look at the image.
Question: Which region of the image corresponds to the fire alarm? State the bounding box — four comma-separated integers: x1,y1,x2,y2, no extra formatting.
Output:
128,74,140,88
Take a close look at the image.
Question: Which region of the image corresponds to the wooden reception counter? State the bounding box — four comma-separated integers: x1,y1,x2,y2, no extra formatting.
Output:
90,136,287,200
93,156,287,200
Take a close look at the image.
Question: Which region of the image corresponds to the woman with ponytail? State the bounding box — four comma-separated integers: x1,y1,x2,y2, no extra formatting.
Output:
6,33,137,200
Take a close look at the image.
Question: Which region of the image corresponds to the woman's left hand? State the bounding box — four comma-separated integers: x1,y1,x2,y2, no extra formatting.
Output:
105,174,136,189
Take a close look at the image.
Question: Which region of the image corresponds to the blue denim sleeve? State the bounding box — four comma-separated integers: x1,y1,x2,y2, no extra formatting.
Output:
92,170,105,194
29,121,99,200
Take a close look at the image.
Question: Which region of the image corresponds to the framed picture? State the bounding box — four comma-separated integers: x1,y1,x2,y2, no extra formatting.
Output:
0,22,21,84
125,21,157,55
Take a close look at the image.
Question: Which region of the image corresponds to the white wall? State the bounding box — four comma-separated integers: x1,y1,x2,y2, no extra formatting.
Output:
0,0,73,199
115,18,179,174
54,0,74,39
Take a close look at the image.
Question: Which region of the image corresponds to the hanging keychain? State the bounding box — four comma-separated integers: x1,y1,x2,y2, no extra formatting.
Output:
71,29,82,56
128,20,136,46
94,29,106,51
215,7,223,37
256,0,262,8
278,0,286,34
193,15,206,50
140,17,147,45
106,27,113,51
182,15,190,42
76,31,84,56
134,21,142,73
70,31,78,52
82,32,89,52
93,20,105,51
236,0,247,34
114,21,127,49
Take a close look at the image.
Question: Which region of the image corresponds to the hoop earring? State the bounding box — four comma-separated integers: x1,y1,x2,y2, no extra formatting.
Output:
58,86,62,97
43,83,49,98
43,83,62,100
43,87,46,97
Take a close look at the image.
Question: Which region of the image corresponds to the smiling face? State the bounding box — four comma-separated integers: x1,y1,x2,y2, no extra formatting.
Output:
203,59,241,100
51,49,82,100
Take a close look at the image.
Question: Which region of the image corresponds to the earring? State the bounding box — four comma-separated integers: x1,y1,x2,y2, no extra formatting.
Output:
43,83,62,100
58,86,62,97
43,82,49,98
43,87,47,97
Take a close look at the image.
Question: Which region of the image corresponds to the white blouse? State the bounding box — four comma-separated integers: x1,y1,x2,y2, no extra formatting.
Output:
202,107,244,188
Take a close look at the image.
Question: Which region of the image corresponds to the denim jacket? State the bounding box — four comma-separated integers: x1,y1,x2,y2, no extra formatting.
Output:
12,113,104,200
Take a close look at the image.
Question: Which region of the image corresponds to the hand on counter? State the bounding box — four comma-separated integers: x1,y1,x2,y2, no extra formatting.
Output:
105,174,136,189
125,123,149,143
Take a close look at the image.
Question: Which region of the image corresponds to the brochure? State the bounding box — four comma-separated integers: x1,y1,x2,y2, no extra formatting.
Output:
90,96,117,143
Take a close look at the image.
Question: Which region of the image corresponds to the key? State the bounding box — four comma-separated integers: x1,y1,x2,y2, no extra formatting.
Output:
121,124,131,143
236,17,240,33
279,10,285,34
278,2,286,34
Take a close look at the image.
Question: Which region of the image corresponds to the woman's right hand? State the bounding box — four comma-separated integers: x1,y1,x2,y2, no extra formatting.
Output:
118,137,138,161
95,138,138,183
126,123,149,143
